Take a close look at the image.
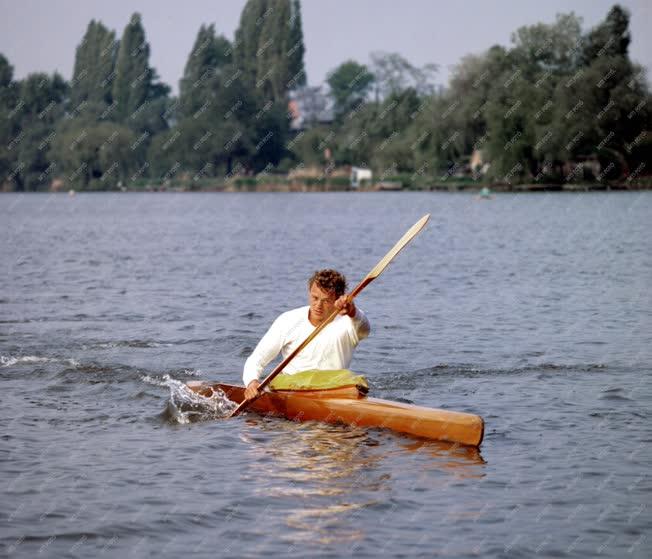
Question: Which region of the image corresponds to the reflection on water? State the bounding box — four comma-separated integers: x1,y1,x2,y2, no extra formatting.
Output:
242,418,386,491
238,416,485,544
397,438,486,475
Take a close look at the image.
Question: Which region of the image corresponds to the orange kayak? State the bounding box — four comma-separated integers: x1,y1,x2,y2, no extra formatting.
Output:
187,381,484,447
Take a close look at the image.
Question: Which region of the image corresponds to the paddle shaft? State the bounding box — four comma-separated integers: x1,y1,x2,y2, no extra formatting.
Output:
229,214,430,417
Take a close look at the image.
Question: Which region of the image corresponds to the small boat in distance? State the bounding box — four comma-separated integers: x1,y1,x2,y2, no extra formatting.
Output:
476,186,494,200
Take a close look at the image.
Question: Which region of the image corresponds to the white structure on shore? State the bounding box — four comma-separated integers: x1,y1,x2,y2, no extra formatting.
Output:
350,167,373,188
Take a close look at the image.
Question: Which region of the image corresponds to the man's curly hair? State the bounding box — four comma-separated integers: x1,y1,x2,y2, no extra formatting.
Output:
308,269,347,297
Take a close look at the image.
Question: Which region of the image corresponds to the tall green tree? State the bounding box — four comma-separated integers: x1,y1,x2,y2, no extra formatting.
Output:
169,62,288,177
444,46,509,164
582,5,631,64
234,0,305,102
112,13,169,124
107,11,170,180
327,60,374,119
70,20,118,109
551,5,649,180
256,0,290,100
287,0,306,88
179,24,232,119
233,0,268,90
510,13,583,74
0,54,21,189
11,72,68,190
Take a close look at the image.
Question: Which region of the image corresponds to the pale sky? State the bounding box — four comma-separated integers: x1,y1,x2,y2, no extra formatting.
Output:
0,0,649,94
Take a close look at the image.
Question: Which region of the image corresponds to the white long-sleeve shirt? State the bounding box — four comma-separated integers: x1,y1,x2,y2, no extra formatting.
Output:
243,305,370,386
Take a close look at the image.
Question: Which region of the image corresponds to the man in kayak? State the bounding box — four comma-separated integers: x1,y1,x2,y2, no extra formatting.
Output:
243,269,371,399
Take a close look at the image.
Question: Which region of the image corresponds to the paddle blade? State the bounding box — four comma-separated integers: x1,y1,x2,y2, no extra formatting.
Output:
365,214,430,282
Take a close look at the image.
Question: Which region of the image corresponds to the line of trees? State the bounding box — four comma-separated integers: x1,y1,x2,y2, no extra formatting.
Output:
309,6,650,186
0,2,650,191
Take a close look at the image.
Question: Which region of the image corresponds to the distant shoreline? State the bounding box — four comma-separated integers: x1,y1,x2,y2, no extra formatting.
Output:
4,181,651,194
68,182,652,193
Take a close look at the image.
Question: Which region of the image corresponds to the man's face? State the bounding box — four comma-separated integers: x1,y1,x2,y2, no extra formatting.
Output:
308,282,337,324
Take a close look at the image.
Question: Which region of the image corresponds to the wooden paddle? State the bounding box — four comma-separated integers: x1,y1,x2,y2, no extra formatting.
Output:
229,214,431,418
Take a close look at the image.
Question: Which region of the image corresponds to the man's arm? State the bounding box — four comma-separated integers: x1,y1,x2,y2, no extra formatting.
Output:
243,316,285,394
335,296,370,341
350,307,370,340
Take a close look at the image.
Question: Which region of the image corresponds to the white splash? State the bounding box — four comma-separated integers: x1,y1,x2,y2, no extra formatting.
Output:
142,373,236,424
1,355,80,368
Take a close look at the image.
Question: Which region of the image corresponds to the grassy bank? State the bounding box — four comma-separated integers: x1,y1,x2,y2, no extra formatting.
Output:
5,175,651,193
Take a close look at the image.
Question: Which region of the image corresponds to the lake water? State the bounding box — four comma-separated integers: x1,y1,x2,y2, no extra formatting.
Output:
1,191,651,558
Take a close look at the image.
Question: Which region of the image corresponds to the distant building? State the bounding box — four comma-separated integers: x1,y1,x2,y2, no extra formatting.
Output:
470,149,490,175
50,178,65,192
351,167,372,188
289,86,334,131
